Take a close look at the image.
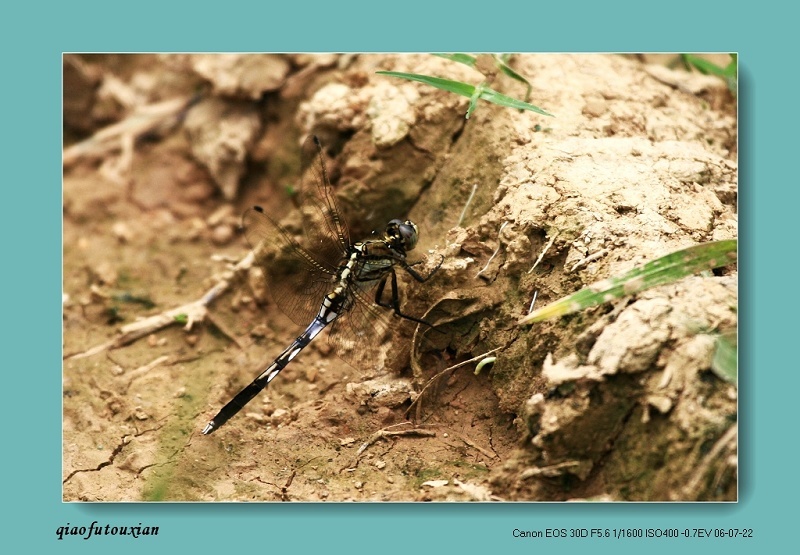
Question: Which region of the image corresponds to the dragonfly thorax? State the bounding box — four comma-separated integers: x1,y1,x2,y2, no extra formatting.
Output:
384,219,419,252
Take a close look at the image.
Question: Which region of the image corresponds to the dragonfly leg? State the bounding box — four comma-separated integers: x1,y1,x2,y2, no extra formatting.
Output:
375,269,436,328
401,254,444,282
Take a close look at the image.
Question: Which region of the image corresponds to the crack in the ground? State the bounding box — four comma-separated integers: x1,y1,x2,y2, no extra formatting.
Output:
63,436,131,484
63,425,163,484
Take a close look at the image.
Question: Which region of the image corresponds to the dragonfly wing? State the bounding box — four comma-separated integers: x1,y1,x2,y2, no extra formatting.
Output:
242,206,335,327
328,283,395,372
298,135,351,260
241,136,353,334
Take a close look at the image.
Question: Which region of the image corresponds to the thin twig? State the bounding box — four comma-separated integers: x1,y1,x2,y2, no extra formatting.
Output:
405,347,502,420
678,424,737,500
459,434,497,460
356,428,436,458
569,247,608,273
457,183,478,227
63,96,196,167
527,290,539,314
344,425,436,470
527,231,558,274
475,221,509,278
65,250,256,361
122,355,171,393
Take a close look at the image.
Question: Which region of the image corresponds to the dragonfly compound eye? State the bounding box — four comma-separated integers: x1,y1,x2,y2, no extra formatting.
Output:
388,219,419,251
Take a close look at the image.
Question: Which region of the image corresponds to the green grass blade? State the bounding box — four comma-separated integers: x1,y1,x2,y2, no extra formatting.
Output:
377,71,476,96
723,54,738,96
493,56,532,102
681,54,737,96
466,82,485,119
711,332,737,385
434,53,532,101
519,239,737,325
477,86,553,116
433,53,477,67
682,54,727,77
377,71,553,118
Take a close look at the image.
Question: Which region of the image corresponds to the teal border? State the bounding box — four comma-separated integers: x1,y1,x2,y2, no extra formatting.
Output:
5,1,788,553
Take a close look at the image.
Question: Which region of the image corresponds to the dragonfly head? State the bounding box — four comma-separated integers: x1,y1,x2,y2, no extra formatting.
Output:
386,219,419,252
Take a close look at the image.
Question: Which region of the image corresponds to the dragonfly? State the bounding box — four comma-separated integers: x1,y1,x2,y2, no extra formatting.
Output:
202,135,442,435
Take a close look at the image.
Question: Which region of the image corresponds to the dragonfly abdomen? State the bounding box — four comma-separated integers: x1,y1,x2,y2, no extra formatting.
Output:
202,300,340,435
